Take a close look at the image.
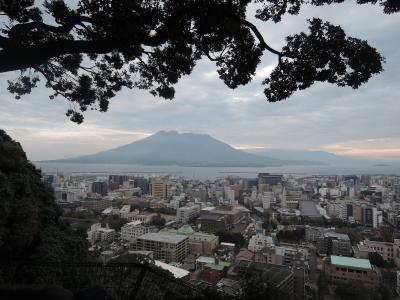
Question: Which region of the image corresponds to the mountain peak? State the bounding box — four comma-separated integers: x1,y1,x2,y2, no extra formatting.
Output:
46,131,282,167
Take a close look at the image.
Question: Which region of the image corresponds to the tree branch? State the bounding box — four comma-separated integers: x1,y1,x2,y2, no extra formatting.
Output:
8,16,92,38
236,18,283,57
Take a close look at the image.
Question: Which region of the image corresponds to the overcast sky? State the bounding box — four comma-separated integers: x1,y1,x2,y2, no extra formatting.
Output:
1,2,400,161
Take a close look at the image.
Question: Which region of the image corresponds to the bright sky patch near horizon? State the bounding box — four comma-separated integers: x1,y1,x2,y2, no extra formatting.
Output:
0,2,399,161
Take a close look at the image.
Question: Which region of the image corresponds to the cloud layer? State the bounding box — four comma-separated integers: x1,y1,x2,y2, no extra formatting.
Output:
0,2,399,161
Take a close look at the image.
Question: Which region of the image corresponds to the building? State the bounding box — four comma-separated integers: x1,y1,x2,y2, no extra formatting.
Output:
258,173,283,187
327,201,348,220
248,234,274,252
161,225,219,255
120,221,156,243
54,186,86,203
81,198,113,210
87,223,115,244
324,255,381,288
154,260,190,279
201,258,231,284
134,177,149,195
196,205,247,232
254,244,311,269
283,187,302,209
394,184,400,201
196,256,216,270
299,201,322,220
235,260,294,297
133,232,189,263
353,239,400,266
150,180,169,200
91,181,108,196
361,206,383,228
317,232,352,256
305,226,332,243
126,211,157,223
176,205,200,223
397,271,400,296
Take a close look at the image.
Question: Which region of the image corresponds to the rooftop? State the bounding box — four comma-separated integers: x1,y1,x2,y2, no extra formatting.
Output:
237,261,293,286
299,201,321,218
330,255,372,270
177,225,195,235
324,232,350,240
204,261,231,271
138,232,188,244
154,260,190,279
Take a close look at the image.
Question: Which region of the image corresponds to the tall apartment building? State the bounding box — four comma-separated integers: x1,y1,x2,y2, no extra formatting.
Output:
92,181,108,196
150,180,169,200
134,232,189,263
282,186,302,209
134,177,149,195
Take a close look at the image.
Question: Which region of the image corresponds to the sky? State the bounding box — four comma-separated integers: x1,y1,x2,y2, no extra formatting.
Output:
1,2,400,161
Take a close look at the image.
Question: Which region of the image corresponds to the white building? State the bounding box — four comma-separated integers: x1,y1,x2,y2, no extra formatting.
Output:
327,202,347,220
120,221,155,243
119,205,131,218
176,205,200,223
54,186,86,203
261,192,274,210
223,186,237,205
397,271,400,296
248,234,274,252
87,223,116,245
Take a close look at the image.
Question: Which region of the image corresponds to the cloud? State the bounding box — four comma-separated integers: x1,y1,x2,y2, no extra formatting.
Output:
1,2,399,161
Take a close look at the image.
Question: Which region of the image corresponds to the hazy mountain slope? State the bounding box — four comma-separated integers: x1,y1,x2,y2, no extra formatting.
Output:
46,131,288,167
245,148,366,164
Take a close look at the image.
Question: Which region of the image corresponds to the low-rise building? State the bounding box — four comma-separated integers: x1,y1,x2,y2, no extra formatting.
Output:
324,255,381,288
248,234,274,252
133,232,189,263
81,198,113,211
235,260,294,297
201,258,231,285
160,225,219,255
353,239,400,266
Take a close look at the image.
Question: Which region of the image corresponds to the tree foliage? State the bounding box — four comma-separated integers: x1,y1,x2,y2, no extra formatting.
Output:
150,214,166,227
0,130,89,263
368,252,385,268
102,214,128,231
277,227,305,241
0,0,398,122
216,230,246,248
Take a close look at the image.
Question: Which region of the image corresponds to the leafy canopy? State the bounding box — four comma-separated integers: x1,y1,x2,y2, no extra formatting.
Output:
1,0,398,123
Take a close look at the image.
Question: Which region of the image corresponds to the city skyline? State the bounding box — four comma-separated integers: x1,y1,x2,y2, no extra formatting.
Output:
1,2,400,161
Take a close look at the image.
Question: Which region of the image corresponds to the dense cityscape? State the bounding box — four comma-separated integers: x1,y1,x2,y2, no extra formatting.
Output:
44,170,400,299
1,1,400,299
